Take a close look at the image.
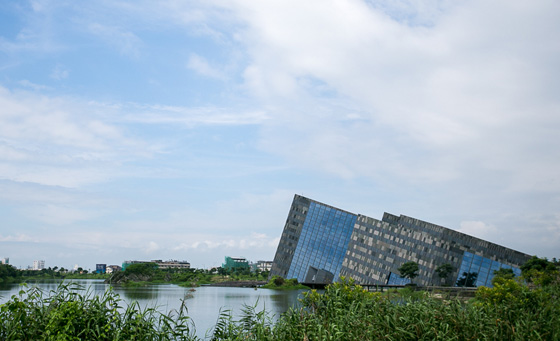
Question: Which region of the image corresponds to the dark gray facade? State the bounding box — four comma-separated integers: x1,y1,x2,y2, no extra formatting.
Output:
270,195,532,286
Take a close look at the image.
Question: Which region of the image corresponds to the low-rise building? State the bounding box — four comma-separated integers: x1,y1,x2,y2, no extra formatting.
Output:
223,256,250,271
106,265,122,274
122,260,145,271
122,259,191,270
151,259,191,270
253,260,273,272
96,264,107,274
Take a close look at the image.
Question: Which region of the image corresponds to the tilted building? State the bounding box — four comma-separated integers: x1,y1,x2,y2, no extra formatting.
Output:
270,195,531,287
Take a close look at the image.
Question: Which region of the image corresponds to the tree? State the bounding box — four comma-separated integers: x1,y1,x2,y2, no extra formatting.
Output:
0,264,19,280
520,256,559,286
125,263,157,276
217,267,228,277
435,263,453,285
456,271,478,287
521,256,556,274
398,261,419,283
491,268,515,286
493,268,514,279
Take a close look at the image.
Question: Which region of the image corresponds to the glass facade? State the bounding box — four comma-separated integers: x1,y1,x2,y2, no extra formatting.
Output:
286,201,357,283
387,272,411,285
271,195,531,287
457,251,522,287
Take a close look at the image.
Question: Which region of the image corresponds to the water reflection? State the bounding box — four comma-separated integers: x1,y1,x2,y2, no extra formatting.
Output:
268,289,305,313
114,285,160,300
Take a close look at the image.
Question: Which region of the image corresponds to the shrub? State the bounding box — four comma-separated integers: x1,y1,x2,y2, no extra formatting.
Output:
0,283,196,340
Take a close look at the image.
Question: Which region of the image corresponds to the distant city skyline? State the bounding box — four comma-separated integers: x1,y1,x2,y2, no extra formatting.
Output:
1,1,559,270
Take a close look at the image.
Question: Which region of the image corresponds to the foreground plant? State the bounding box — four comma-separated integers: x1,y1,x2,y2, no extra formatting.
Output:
0,282,197,340
2,277,559,340
224,277,560,340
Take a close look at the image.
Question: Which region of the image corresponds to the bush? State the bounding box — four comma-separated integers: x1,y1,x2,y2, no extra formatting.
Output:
0,283,196,340
273,276,285,287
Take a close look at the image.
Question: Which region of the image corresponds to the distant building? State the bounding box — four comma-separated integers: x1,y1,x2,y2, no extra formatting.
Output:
33,260,45,270
1,257,8,265
270,195,531,287
106,265,122,274
122,260,145,271
151,260,191,270
223,256,250,271
253,260,273,272
122,259,191,271
96,264,107,274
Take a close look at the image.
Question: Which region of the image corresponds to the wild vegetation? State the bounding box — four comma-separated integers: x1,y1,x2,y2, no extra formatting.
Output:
213,258,560,340
0,264,109,284
1,256,559,340
0,283,196,340
107,263,270,287
260,276,309,290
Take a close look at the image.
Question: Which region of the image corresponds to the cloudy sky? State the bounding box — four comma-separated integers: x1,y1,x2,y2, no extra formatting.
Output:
1,0,559,270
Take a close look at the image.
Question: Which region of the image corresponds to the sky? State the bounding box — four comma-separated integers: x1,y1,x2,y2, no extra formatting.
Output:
1,0,559,271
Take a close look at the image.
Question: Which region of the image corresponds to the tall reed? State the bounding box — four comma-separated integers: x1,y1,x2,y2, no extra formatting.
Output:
0,282,197,340
2,278,559,340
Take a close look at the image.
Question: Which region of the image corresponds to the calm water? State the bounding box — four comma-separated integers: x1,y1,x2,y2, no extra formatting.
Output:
0,279,307,338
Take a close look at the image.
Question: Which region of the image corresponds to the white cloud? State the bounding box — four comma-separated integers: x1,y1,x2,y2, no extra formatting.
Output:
144,241,160,253
31,204,98,226
50,64,69,80
213,0,560,193
1,0,559,267
123,104,269,127
88,23,143,58
18,79,52,91
187,53,227,80
0,86,149,187
172,233,278,252
458,221,497,240
0,234,32,242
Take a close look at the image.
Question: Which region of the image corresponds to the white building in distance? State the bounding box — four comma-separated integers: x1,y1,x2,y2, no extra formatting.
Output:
33,260,45,270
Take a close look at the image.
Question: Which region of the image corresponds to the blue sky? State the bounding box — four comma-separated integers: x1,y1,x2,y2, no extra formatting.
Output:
1,0,559,270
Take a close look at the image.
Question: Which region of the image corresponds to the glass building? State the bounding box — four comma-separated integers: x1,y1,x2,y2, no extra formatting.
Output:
270,195,531,287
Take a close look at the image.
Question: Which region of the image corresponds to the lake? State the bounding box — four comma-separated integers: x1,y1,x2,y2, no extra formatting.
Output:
0,279,307,339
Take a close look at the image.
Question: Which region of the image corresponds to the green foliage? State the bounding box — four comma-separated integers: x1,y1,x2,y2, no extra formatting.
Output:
210,303,274,340
273,277,560,340
268,277,559,340
0,264,20,283
0,283,196,340
491,268,514,286
273,276,285,286
3,275,560,340
456,271,478,287
434,263,453,283
261,276,308,290
521,256,559,287
521,256,556,273
109,266,267,286
124,262,158,276
398,261,419,281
